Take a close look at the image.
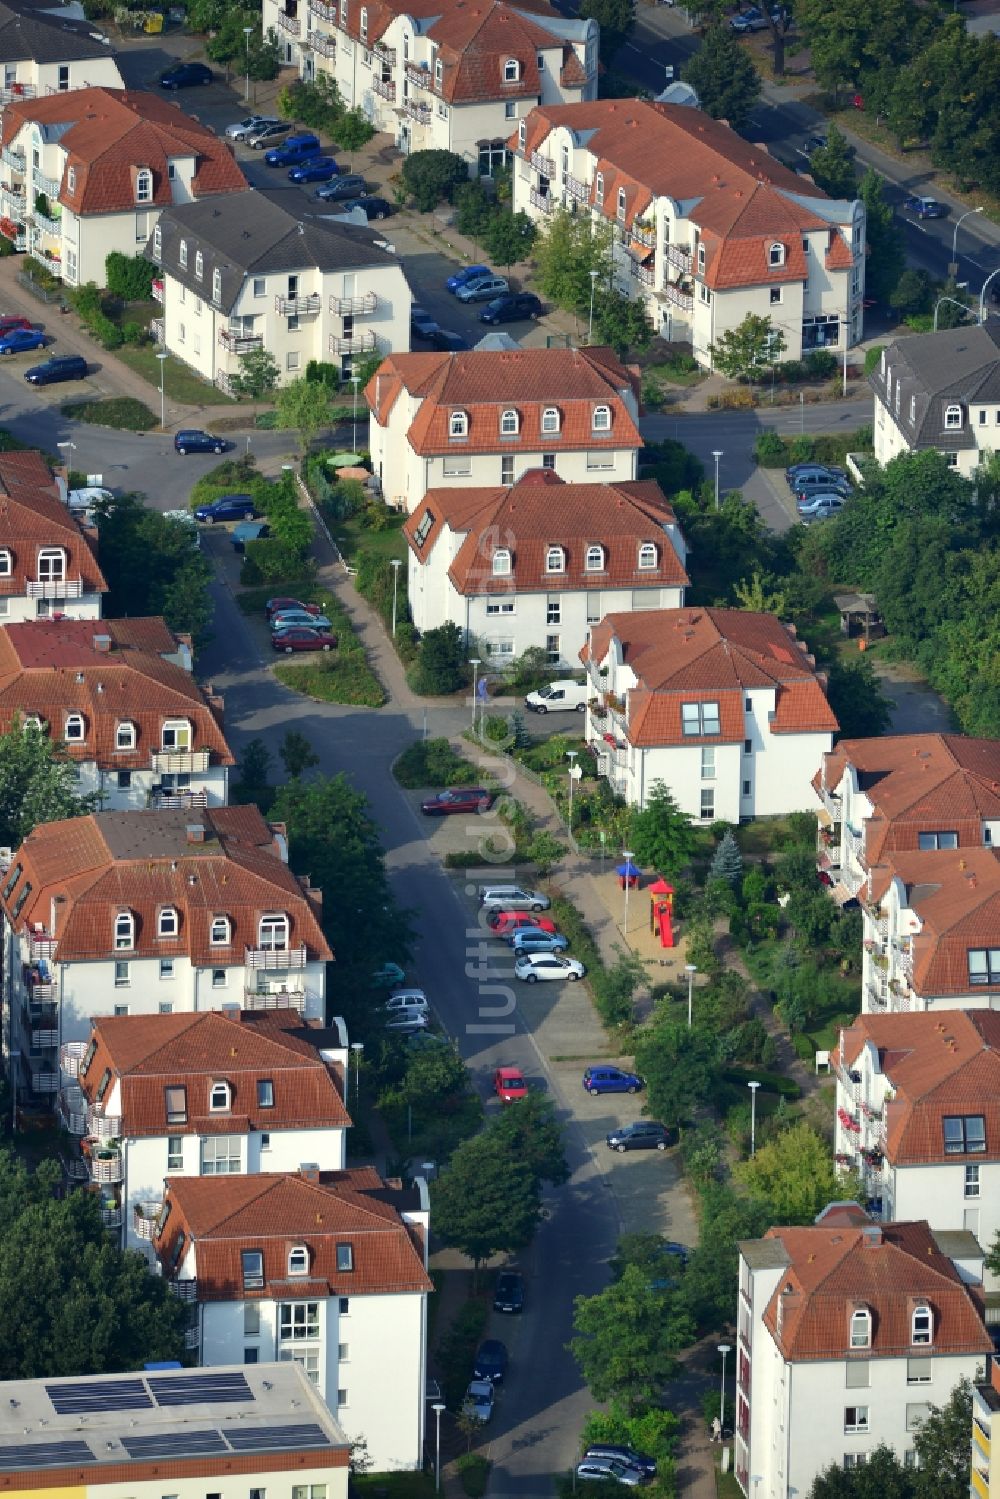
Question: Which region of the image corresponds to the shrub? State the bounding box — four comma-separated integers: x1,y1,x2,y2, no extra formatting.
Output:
274,653,385,707
104,251,155,302
409,623,466,695
393,738,480,789
121,320,145,346
305,360,341,389
438,1298,489,1412
754,430,786,465
804,349,837,380
60,397,155,430
456,1454,491,1498
242,539,317,586
400,149,469,211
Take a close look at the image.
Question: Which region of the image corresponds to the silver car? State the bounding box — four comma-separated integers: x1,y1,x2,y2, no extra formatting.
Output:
576,1460,645,1486
227,114,279,140
479,885,550,913
247,120,292,148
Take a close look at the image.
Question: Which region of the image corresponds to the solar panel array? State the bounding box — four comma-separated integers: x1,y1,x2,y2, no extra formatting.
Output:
224,1423,330,1452
123,1430,229,1461
0,1441,96,1471
146,1372,252,1407
46,1379,152,1416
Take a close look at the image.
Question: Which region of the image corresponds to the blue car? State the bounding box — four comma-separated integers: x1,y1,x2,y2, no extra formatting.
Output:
582,1065,644,1095
510,929,569,955
445,263,491,294
0,328,45,355
288,156,340,183
264,132,321,167
194,493,259,523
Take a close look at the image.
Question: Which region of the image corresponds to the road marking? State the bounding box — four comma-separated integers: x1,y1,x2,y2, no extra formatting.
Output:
624,41,645,52
904,218,930,235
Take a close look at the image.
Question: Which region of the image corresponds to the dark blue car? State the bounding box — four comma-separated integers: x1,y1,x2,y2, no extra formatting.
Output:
194,493,259,523
445,263,490,293
265,133,321,167
288,156,341,183
0,328,45,355
582,1065,644,1095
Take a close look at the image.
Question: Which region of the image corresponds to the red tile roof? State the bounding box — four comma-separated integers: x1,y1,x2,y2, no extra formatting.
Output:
866,847,1000,999
2,88,246,215
155,1169,432,1298
0,450,106,598
1,806,331,966
366,346,642,454
0,619,233,771
404,472,688,595
79,1009,349,1135
585,607,837,746
757,1217,991,1361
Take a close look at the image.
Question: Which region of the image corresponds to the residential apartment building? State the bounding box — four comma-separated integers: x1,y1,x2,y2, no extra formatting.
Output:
871,323,1000,477
511,99,866,366
0,449,106,620
154,1166,432,1470
0,804,331,1102
149,191,411,393
814,733,1000,903
972,1357,1000,1499
0,86,245,282
582,606,837,819
58,1007,349,1248
0,616,233,809
736,1204,992,1497
403,469,687,667
0,1362,349,1499
833,1010,1000,1288
367,344,642,510
264,0,596,175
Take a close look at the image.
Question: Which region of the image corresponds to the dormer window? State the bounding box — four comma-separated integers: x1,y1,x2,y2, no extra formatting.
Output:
95,1067,112,1103
194,250,203,281
67,166,76,195
617,188,626,222
210,915,231,946
165,1084,187,1124
257,1079,274,1108
449,409,468,439
64,713,85,742
503,58,520,82
360,5,367,36
492,548,511,576
518,120,526,148
209,1080,231,1112
592,405,611,432
289,1244,310,1276
541,407,560,434
152,224,161,259
697,243,706,274
850,1307,871,1349
944,403,962,430
546,545,565,574
337,1243,354,1272
0,549,10,578
911,1304,932,1346
21,714,41,732
114,911,134,950
637,541,657,570
880,350,886,376
434,57,443,87
242,1248,264,1289
258,913,289,951
768,242,785,267
116,721,136,750
80,1038,97,1079
212,268,222,304
585,544,604,571
38,547,65,581
161,719,191,750
340,0,347,20
500,408,519,436
179,239,188,269
595,171,604,206
136,167,152,203
158,906,179,939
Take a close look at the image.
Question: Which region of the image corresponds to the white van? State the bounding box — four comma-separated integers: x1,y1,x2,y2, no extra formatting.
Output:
524,680,590,714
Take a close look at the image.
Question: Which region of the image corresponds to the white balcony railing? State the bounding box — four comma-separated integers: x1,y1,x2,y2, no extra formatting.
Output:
33,170,60,199
26,577,83,599
58,1086,88,1135
629,258,654,288
276,8,301,33
150,318,164,344
29,934,57,961
218,327,263,353
60,1041,87,1079
89,1147,123,1184
373,40,396,62
244,986,307,1013
664,242,693,274
564,173,589,203
308,0,336,19
245,944,308,971
405,62,433,90
529,187,553,214
328,330,376,354
31,1026,58,1049
150,748,210,774
151,278,163,304
631,221,656,249
30,1070,58,1094
330,291,377,315
529,150,554,177
1,147,25,173
275,293,321,316
184,1325,200,1350
101,1205,122,1229
403,97,431,125
30,206,61,235
371,75,395,101
150,789,208,810
133,1201,163,1241
660,282,693,313
308,29,336,56
0,187,26,216
168,1278,198,1302
0,84,36,104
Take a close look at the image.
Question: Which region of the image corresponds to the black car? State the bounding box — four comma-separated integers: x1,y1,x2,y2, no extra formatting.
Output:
174,429,228,455
314,174,368,201
584,1446,657,1478
493,1270,524,1313
473,1339,508,1384
410,306,440,341
24,353,87,385
606,1120,673,1152
428,328,469,352
159,61,214,88
479,291,542,325
350,195,394,220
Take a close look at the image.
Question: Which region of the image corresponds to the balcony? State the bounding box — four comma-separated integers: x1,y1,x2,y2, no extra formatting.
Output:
245,943,308,971
60,1041,87,1080
29,934,57,961
101,1204,122,1230
133,1201,163,1241
218,326,263,353
168,1278,198,1302
664,241,693,274
30,1069,58,1095
58,1086,88,1135
276,8,301,33
866,980,888,1011
26,577,83,599
1,147,25,173
30,244,62,274
150,317,164,344
629,258,654,288
184,1325,200,1351
564,173,589,203
529,187,553,215
308,0,336,19
631,221,656,250
405,62,433,91
328,330,376,354
817,785,842,821
660,282,693,313
0,84,36,104
149,788,208,811
30,205,61,236
245,985,307,1013
31,1026,58,1050
151,278,163,304
308,29,336,56
275,292,321,316
0,220,26,251
371,75,395,101
330,291,377,315
528,149,554,177
373,40,396,62
33,170,60,200
150,747,210,774
403,97,430,125
88,1145,123,1184
0,186,25,217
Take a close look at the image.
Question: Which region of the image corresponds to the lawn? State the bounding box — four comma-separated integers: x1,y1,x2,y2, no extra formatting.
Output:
330,507,408,564
115,344,237,408
643,357,707,388
60,397,156,431
274,651,386,707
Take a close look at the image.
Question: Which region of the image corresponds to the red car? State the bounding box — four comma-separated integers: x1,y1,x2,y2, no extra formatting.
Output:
271,626,338,653
421,787,495,816
494,1066,528,1102
265,596,324,622
0,316,32,339
487,912,557,939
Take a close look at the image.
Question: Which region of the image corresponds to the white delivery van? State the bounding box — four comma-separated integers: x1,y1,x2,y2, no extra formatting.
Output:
524,680,590,714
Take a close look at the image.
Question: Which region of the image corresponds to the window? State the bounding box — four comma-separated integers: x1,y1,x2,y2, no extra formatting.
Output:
167,1135,183,1170
293,1488,326,1499
518,119,526,147
698,283,712,305
586,545,604,571
595,171,604,206
95,1067,112,1104
115,721,136,751
449,409,468,439
165,1086,187,1125
697,243,706,273
434,56,443,87
339,1298,349,1315
212,969,227,988
592,405,611,432
542,453,556,469
500,408,519,436
413,510,435,547
637,542,657,570
257,1079,274,1108
944,452,959,468
177,322,185,344
907,1358,932,1384
617,187,626,222
505,101,516,118
486,600,515,615
0,551,10,578
546,598,561,625
743,738,752,754
289,1245,309,1275
742,779,751,797
943,1114,986,1151
161,719,191,750
501,454,514,486
113,1002,129,1018
210,915,231,946
212,268,222,304
201,1135,241,1174
844,1454,867,1471
503,57,520,82
79,1038,97,1079
158,906,178,939
769,242,785,267
260,1132,270,1151
844,1407,868,1434
700,788,714,820
965,1163,980,1198
158,1001,173,1014
770,286,782,305
541,407,560,434
258,913,289,951
546,545,565,573
114,911,134,950
944,404,962,430
286,351,300,374
280,1302,320,1340
194,250,203,281
242,1249,264,1289
337,1243,354,1271
338,1342,349,1361
253,276,266,299
10,878,32,921
209,1081,230,1112
850,1308,871,1348
360,4,367,35
151,223,160,259
910,395,916,423
917,831,958,850
681,701,721,736
910,1304,932,1345
179,239,188,269
136,167,152,203
906,1403,931,1432
38,547,65,582
159,959,174,981
492,548,511,576
968,948,1000,986
701,747,715,780
846,1361,869,1388
64,712,85,742
337,1390,348,1408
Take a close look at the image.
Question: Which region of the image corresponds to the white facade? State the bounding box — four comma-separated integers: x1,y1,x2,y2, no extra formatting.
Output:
871,336,1000,479
0,50,123,109
73,751,230,812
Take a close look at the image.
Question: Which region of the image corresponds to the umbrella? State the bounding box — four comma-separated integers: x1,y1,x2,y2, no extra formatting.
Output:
615,861,642,879
326,451,364,468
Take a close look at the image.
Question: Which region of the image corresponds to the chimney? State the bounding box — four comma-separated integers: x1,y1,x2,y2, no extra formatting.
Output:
862,1225,883,1248
299,1163,321,1185
186,823,206,845
92,634,112,653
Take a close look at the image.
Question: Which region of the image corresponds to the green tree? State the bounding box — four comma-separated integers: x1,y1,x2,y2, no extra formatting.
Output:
412,623,466,694
238,737,272,795
859,169,905,304
582,1404,680,1473
279,730,319,780
276,377,332,452
888,268,935,318
708,830,742,887
104,251,154,301
400,150,469,211
806,125,858,198
0,723,99,848
628,781,697,878
680,1182,773,1329
486,1091,569,1190
570,1266,694,1411
809,1444,916,1498
484,210,536,270
913,1378,974,1499
733,570,787,614
823,654,891,738
710,313,785,389
633,1020,718,1129
398,1038,470,1107
525,830,566,876
230,346,280,401
684,25,761,129
592,289,653,357
580,0,636,63
738,1122,861,1220
431,1133,541,1272
91,492,214,644
534,208,612,318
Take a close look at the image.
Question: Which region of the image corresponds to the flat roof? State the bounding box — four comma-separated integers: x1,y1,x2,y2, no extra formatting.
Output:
0,1364,348,1473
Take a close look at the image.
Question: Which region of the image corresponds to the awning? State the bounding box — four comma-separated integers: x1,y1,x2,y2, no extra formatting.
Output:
830,881,855,907
816,806,833,829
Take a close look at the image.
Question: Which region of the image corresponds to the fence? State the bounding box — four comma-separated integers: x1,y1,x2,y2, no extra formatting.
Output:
17,270,63,304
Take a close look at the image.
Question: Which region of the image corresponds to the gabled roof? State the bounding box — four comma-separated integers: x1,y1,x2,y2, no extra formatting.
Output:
79,1009,349,1135
1,806,331,966
0,0,114,64
836,1009,1000,1165
367,345,642,453
156,1169,432,1298
0,619,233,770
871,324,1000,453
0,450,106,597
2,88,246,216
752,1216,990,1362
585,607,837,746
867,847,1000,998
403,471,688,595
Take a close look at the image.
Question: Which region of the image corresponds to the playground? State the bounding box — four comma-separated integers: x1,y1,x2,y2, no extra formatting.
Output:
588,863,700,988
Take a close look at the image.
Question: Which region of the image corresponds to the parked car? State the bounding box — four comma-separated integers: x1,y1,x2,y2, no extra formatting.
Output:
265,596,324,621
0,316,32,339
427,328,469,352
525,680,590,714
730,7,769,30
479,291,542,324
347,195,394,220
174,429,227,455
455,274,509,304
271,626,337,653
24,353,87,384
791,468,852,496
264,133,322,166
446,263,491,293
420,787,494,816
606,1120,672,1152
289,156,341,183
582,1065,644,1096
514,953,585,984
797,492,846,519
576,1459,646,1487
67,485,113,511
785,461,847,485
159,61,213,88
231,520,270,550
271,609,333,631
905,195,947,219
584,1447,657,1479
384,1010,429,1034
314,174,368,201
473,1340,509,1383
487,911,557,939
480,885,550,913
246,120,292,148
494,1066,528,1102
463,1380,495,1423
194,493,258,523
384,988,429,1014
226,114,280,140
493,1270,525,1313
0,328,45,355
370,961,405,988
410,306,440,341
510,928,568,955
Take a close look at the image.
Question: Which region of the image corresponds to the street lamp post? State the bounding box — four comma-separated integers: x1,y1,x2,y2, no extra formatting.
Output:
933,295,976,332
390,557,401,638
350,1041,364,1102
587,268,599,343
469,657,481,736
980,267,1000,325
351,374,360,451
718,1343,731,1437
156,350,168,431
950,205,984,275
56,440,76,466
432,1402,446,1491
243,26,253,103
712,450,723,511
685,962,697,1029
621,847,635,934
566,750,579,831
748,1079,761,1156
